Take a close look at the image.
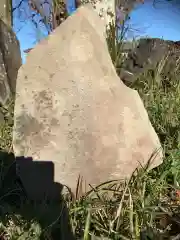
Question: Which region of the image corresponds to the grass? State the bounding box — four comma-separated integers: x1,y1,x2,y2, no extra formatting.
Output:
0,19,180,240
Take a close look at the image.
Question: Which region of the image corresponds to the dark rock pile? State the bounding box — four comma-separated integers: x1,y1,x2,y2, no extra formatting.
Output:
120,38,180,85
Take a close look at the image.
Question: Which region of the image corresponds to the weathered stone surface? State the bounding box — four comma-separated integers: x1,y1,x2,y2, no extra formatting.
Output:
13,5,163,198
0,0,12,26
0,18,21,105
0,109,5,124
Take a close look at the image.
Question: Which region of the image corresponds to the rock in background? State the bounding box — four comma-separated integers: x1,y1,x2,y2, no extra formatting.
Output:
13,5,163,200
120,38,180,84
0,18,22,105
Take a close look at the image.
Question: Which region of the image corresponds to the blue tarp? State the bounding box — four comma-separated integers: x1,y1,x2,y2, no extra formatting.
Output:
66,0,76,15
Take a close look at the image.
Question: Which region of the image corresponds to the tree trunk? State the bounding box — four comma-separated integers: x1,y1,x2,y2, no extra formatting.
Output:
0,0,12,26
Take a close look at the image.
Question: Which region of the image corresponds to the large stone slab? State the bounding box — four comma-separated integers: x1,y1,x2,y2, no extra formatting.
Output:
13,5,163,199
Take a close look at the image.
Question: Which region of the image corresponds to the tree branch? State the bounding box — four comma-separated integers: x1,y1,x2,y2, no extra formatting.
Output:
12,0,24,12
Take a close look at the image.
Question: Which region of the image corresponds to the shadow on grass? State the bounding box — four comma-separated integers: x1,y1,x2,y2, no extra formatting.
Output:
0,150,75,240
